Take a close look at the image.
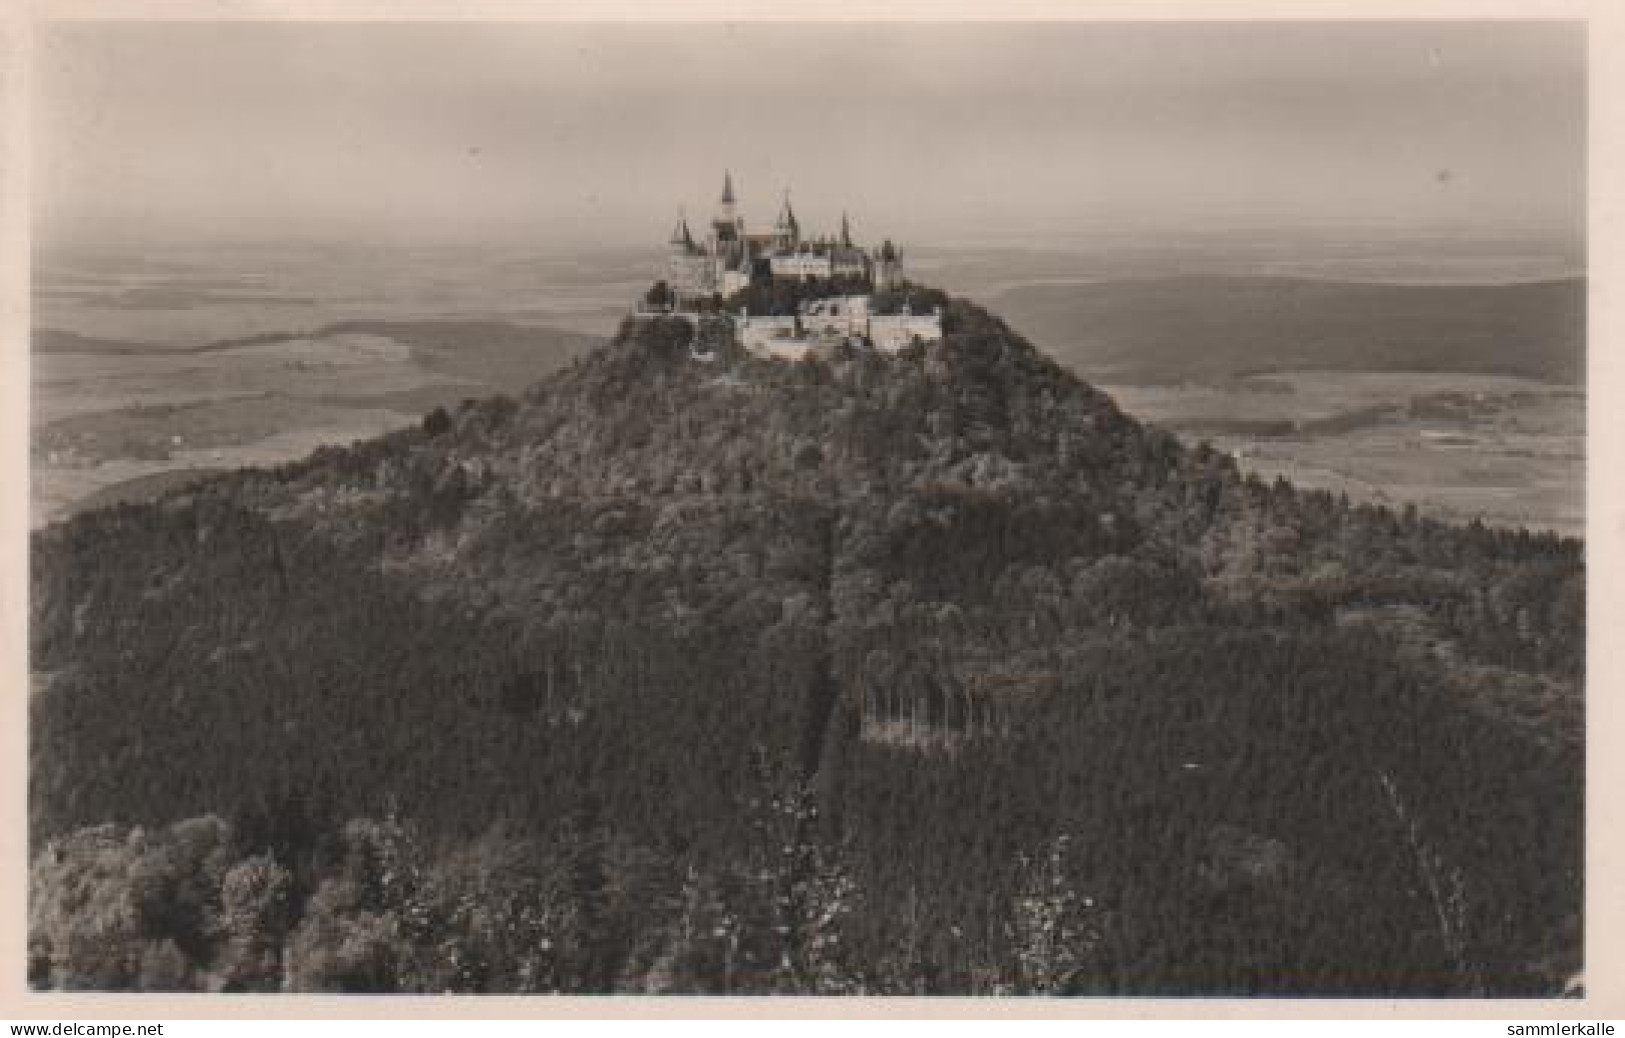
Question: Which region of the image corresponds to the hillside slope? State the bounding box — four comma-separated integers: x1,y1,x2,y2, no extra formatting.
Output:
29,292,1582,995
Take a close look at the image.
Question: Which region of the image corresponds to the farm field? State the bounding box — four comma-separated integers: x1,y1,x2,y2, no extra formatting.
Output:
1103,372,1583,536
32,239,1585,535
33,241,642,344
920,242,1585,539
32,244,612,524
32,326,600,524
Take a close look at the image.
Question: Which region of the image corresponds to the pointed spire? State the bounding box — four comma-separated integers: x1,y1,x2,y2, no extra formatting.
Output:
670,208,694,248
840,211,852,247
716,171,739,229
776,189,799,233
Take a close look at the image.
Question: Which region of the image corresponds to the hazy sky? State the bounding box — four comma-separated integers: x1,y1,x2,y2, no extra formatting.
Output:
34,20,1585,249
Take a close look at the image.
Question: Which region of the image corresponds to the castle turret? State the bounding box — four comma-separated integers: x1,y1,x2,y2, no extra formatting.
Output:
669,210,695,251
774,190,800,250
667,208,712,302
876,238,904,290
718,171,737,224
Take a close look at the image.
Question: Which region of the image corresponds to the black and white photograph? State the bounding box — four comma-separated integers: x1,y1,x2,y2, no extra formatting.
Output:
19,10,1592,1002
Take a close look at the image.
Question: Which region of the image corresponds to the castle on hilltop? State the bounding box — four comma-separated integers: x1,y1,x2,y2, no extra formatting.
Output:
665,172,906,303
647,173,941,359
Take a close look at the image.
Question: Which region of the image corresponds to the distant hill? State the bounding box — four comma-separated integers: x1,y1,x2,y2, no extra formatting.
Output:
30,291,1581,995
32,329,169,354
310,319,602,389
65,467,230,516
994,277,1584,384
35,320,603,389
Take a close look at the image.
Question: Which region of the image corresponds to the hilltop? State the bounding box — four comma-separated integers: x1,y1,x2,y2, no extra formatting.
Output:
30,290,1581,995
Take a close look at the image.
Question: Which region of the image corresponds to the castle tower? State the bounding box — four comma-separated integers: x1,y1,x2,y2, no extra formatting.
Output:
717,171,738,226
876,238,904,290
666,209,710,302
840,212,853,248
707,172,743,293
668,209,695,252
774,190,800,250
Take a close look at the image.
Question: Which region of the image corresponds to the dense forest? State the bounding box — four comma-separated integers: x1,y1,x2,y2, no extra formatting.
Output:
29,288,1583,994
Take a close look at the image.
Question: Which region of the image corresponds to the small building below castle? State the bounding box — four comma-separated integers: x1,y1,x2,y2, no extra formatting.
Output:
736,295,943,358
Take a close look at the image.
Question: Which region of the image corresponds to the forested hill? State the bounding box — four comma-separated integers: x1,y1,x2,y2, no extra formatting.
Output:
31,290,1582,995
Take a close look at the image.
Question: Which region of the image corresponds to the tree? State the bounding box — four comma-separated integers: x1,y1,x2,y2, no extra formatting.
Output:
1378,771,1480,994
422,406,452,438
213,855,293,991
645,280,675,308
1006,833,1101,994
28,817,235,991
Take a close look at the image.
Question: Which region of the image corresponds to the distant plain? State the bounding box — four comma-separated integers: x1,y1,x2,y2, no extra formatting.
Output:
32,229,1584,535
